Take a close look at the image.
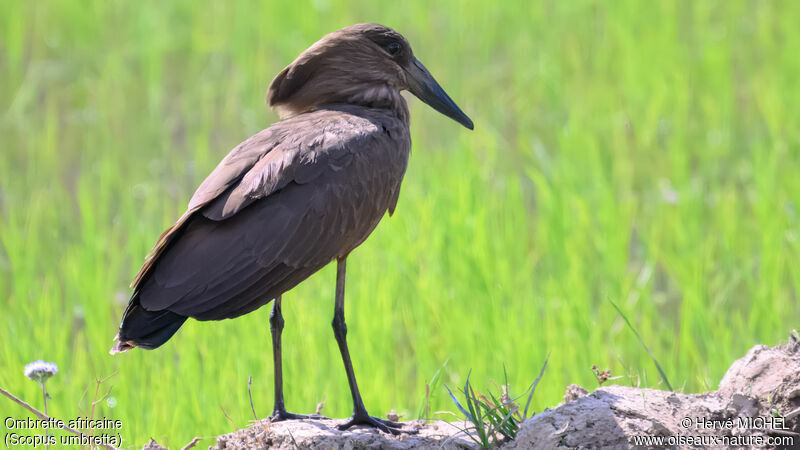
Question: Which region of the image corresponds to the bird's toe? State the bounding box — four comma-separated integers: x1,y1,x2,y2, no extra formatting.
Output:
269,410,326,422
337,414,418,435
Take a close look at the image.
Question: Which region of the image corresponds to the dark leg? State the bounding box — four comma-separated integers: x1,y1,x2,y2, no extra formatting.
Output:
269,295,322,422
333,258,416,435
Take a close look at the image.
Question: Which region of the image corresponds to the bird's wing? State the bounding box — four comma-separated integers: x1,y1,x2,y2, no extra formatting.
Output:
130,128,282,288
199,124,347,221
133,110,406,319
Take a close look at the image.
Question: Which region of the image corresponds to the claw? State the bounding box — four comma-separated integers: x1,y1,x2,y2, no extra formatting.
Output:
337,414,418,435
269,410,326,422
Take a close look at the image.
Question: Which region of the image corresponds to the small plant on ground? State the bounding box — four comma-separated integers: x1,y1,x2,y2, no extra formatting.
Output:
591,365,622,386
442,356,548,448
417,359,449,422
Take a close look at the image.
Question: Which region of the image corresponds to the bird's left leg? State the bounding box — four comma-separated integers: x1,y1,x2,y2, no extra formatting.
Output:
332,257,417,435
268,295,323,422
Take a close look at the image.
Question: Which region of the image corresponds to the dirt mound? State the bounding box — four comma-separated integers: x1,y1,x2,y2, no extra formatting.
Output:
213,419,473,449
154,334,800,449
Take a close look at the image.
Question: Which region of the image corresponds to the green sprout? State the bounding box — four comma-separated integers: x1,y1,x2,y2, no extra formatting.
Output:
443,357,548,448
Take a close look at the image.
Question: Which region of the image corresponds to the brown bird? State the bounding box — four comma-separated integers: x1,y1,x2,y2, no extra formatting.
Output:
111,23,473,434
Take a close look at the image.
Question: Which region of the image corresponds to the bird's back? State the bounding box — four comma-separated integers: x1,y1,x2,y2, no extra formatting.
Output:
114,105,410,350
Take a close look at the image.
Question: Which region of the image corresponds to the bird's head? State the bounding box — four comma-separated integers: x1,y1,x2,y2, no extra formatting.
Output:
267,23,473,130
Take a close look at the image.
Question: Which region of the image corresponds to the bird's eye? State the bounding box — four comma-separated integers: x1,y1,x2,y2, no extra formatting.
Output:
384,41,401,56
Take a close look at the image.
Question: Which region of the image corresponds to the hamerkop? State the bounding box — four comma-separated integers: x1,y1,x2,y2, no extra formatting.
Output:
111,23,473,433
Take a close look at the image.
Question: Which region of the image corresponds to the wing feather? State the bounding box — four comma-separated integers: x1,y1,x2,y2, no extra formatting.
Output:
131,128,281,288
132,107,409,321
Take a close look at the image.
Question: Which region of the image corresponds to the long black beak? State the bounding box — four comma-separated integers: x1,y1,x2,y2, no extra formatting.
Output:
406,58,473,130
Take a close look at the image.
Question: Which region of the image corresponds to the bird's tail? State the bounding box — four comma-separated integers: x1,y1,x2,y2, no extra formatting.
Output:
110,293,187,354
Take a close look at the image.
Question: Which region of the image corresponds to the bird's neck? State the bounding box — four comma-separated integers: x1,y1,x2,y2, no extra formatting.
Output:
273,82,410,126
340,83,409,125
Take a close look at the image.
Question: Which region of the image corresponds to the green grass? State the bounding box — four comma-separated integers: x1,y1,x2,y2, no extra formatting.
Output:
1,0,799,447
444,359,548,447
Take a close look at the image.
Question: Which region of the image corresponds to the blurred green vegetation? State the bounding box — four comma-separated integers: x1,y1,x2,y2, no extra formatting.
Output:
1,0,799,447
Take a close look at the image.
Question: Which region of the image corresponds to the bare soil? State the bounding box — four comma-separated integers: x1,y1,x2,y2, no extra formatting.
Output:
145,333,800,449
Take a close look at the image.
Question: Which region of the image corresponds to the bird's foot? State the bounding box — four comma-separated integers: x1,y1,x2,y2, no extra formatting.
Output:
268,409,325,422
337,413,418,435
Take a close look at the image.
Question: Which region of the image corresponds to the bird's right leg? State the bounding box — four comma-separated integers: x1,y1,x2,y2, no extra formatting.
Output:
268,295,322,422
332,257,416,435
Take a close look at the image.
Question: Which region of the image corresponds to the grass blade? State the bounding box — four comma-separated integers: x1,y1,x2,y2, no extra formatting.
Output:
523,353,549,419
609,299,673,391
418,359,449,419
444,384,474,422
